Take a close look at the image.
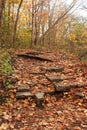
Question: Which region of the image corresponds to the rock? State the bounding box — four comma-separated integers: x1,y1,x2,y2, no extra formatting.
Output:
35,92,45,99
35,92,45,108
17,54,53,62
29,72,45,75
27,82,36,87
46,76,63,82
46,76,74,83
41,66,64,72
54,83,87,92
30,83,36,87
41,82,50,86
17,86,30,92
54,83,75,92
26,51,44,55
56,111,62,115
75,92,85,98
16,92,33,99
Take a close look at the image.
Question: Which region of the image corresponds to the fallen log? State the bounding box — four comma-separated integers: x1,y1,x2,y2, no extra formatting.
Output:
17,54,53,62
54,83,87,92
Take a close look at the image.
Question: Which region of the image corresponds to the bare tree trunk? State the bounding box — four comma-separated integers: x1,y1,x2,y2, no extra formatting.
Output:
48,0,51,47
8,2,11,29
12,3,15,25
31,0,35,47
0,0,6,48
42,25,45,46
37,0,44,46
34,3,37,46
0,0,6,27
31,0,45,47
12,0,23,47
38,1,77,44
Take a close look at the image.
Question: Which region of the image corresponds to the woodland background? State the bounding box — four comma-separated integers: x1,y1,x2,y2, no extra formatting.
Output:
0,0,87,54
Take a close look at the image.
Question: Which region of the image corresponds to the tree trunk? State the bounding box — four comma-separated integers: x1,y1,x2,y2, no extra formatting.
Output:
31,0,35,47
38,1,77,44
8,3,11,29
48,0,51,47
0,0,6,27
12,0,23,47
34,8,38,46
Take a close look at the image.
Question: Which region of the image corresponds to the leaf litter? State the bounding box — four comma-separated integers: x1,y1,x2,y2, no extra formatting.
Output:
0,49,87,130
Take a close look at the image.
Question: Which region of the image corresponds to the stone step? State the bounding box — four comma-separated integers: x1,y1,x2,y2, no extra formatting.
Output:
41,66,64,72
16,91,45,109
41,82,50,86
47,76,64,82
74,92,85,98
46,76,75,82
54,83,87,92
35,92,45,100
29,72,45,75
16,92,33,99
54,83,72,92
35,92,45,109
17,85,30,92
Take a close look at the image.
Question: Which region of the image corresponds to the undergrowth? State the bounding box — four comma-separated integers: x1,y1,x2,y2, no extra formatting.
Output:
0,50,13,75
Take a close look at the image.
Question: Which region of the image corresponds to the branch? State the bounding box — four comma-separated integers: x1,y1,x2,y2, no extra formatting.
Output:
38,0,78,43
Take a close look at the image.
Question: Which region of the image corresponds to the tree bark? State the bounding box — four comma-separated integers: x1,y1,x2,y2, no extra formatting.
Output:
12,0,23,47
38,1,77,44
31,0,35,47
0,0,6,28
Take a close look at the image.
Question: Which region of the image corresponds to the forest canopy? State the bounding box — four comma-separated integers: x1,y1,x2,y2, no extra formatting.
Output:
0,0,87,53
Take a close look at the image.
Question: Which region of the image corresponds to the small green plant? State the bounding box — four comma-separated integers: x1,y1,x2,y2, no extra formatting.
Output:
0,108,3,115
0,51,13,75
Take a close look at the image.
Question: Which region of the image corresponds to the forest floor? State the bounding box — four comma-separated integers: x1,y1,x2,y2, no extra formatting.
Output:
0,49,87,130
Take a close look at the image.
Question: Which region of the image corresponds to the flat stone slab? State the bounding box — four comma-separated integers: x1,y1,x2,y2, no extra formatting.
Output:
54,83,73,92
35,92,45,109
35,92,45,100
27,82,36,87
17,54,53,62
46,76,75,82
41,82,50,86
17,86,30,92
16,92,33,99
29,72,45,75
75,92,85,98
47,76,63,82
41,66,64,72
54,83,87,92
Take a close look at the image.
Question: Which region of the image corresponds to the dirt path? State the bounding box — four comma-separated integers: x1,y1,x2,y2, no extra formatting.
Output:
0,50,87,130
